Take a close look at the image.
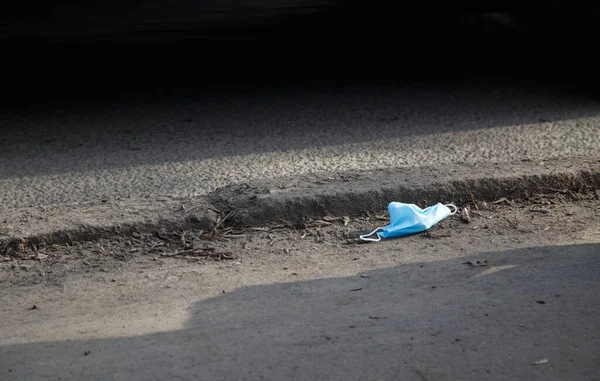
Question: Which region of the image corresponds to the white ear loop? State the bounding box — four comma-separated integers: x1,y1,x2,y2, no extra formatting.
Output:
359,227,383,242
445,204,458,215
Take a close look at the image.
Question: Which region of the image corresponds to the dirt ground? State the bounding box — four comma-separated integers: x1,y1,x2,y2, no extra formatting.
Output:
1,192,599,380
2,191,598,287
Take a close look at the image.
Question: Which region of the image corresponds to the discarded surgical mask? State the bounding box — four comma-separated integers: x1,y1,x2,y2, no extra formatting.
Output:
360,202,457,242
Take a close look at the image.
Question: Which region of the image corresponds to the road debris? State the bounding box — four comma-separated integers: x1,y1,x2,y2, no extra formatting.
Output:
310,220,332,227
250,225,285,232
181,204,200,213
529,207,551,214
506,217,519,229
161,247,214,256
207,209,236,238
322,216,351,226
460,206,471,223
360,202,457,242
373,213,389,221
2,194,596,288
532,358,548,365
463,260,488,267
492,197,511,205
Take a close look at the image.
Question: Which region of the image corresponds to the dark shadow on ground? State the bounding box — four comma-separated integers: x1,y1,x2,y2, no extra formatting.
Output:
1,243,599,380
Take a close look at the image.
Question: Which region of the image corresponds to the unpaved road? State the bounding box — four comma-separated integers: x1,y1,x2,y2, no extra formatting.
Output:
1,194,599,380
1,80,600,209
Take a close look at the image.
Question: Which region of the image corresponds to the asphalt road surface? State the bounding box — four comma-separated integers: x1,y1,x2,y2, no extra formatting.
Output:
1,80,599,209
2,241,599,381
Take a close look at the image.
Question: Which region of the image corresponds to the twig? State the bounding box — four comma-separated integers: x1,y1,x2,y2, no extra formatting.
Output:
309,220,332,227
506,217,518,229
182,204,199,213
214,209,236,232
470,194,479,210
338,172,349,182
529,208,551,214
161,247,216,257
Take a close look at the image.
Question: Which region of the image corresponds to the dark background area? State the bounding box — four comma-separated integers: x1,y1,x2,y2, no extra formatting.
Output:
1,1,599,106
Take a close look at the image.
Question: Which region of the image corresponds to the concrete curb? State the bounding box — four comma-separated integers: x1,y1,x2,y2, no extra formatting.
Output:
212,157,600,227
2,157,599,256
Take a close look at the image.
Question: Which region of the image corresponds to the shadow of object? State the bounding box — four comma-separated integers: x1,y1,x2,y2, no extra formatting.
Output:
1,243,599,380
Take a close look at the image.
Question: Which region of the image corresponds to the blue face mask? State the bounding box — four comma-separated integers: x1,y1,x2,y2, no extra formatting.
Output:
360,202,457,242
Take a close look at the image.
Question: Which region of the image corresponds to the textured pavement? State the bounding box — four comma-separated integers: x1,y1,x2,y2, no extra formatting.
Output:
1,80,599,209
2,243,599,381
